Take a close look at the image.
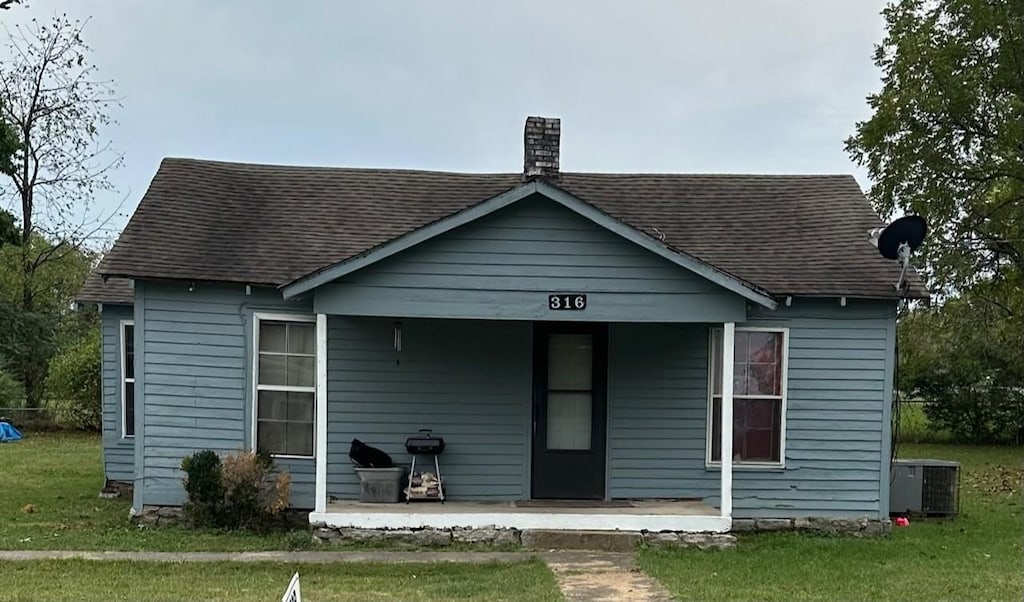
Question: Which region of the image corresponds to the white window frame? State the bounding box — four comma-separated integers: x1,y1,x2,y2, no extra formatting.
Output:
705,326,789,468
120,320,135,439
251,312,318,460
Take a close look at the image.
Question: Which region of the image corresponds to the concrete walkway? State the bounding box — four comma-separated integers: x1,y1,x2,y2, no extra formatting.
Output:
541,551,675,602
0,550,531,564
1,549,676,600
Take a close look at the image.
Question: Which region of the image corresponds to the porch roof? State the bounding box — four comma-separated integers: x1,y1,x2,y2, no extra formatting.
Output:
283,181,777,309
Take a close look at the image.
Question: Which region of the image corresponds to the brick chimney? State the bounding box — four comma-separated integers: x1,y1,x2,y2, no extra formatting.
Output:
523,116,560,180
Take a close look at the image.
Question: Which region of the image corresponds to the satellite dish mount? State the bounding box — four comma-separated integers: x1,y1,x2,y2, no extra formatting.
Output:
869,215,927,296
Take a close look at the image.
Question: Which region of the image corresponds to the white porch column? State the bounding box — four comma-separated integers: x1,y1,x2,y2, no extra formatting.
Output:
315,313,328,514
720,322,735,518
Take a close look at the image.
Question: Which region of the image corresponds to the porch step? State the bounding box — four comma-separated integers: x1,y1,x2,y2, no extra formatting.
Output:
521,530,642,552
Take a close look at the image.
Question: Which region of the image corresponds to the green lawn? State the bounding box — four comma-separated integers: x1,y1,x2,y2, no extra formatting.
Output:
4,432,1023,601
641,443,1024,601
0,559,561,602
0,432,318,551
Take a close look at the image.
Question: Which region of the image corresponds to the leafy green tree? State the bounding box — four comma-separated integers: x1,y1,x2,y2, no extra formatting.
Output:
847,0,1023,301
0,15,120,407
847,0,1024,442
0,209,17,248
899,295,1024,443
0,235,96,409
44,324,100,431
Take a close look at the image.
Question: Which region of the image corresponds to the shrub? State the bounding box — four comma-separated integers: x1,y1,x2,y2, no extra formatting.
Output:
181,450,225,527
899,298,1024,445
180,449,291,531
896,402,951,444
923,385,1024,445
43,326,101,431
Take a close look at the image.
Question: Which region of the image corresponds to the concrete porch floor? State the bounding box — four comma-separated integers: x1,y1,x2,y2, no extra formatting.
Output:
324,499,718,516
310,499,727,532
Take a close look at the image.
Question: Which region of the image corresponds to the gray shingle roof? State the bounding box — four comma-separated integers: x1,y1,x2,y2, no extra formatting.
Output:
91,158,927,302
76,272,134,305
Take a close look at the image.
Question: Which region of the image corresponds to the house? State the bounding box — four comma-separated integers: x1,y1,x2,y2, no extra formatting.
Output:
76,116,925,535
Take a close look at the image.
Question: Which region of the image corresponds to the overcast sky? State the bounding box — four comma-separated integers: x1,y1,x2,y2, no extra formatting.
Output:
4,1,890,242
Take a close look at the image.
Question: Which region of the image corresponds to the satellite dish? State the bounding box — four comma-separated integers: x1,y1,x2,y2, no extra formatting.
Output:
868,215,927,295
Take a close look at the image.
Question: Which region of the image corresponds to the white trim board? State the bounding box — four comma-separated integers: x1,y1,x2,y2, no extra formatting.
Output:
119,319,135,439
250,312,318,460
706,325,790,469
281,181,777,309
314,313,328,514
309,511,731,533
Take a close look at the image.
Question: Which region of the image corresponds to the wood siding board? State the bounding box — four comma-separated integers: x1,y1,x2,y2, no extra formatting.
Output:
101,306,135,482
131,283,146,509
880,311,896,517
325,317,531,501
313,197,749,323
607,300,895,518
136,281,315,508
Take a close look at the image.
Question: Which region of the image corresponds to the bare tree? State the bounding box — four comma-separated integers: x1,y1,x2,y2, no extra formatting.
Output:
0,15,121,407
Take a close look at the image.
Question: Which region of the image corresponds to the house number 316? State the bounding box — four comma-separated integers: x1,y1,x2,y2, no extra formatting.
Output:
548,294,587,311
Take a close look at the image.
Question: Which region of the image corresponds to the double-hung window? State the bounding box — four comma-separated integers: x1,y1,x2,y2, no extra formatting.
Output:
708,327,788,465
254,315,316,458
121,320,135,438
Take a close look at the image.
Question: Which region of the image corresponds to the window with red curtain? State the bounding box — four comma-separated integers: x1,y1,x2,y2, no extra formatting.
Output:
709,328,786,464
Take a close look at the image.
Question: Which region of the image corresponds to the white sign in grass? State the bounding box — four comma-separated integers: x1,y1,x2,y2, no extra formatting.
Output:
281,572,301,602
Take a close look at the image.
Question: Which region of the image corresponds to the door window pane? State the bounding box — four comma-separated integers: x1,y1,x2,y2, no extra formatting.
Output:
548,334,592,391
547,392,592,450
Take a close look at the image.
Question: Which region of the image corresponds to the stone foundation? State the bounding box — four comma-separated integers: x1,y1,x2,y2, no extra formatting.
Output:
133,505,185,527
730,517,891,536
311,524,737,550
641,531,737,550
99,479,134,499
311,525,519,547
133,506,310,529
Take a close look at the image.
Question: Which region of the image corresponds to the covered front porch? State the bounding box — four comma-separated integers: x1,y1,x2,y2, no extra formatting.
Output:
304,316,745,533
280,185,772,532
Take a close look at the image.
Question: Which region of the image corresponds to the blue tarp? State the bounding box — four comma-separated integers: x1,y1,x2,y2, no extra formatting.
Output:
0,421,22,442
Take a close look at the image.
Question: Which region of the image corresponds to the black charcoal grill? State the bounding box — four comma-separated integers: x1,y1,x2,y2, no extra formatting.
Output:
405,429,445,455
404,429,445,503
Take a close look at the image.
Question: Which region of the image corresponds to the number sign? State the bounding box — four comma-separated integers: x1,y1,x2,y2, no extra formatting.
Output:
548,294,587,311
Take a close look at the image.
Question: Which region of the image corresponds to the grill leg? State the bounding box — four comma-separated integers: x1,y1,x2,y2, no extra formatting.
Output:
434,455,444,503
406,455,417,504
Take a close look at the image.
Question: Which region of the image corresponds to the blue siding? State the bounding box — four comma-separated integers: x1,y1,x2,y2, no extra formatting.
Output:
101,304,135,482
134,281,315,508
608,299,895,519
127,279,891,520
326,317,531,501
608,323,710,498
313,196,747,323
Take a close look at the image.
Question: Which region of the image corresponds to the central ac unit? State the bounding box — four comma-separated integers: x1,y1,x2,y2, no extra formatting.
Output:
890,459,960,517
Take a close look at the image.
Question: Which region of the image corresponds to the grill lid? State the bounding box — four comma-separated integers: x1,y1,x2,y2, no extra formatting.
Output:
405,429,445,454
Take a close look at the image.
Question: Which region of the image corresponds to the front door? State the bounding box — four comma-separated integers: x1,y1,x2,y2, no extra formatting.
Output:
531,322,607,499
